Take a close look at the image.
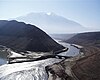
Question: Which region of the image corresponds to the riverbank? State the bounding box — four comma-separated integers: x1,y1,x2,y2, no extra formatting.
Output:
7,46,68,64
0,41,82,80
47,56,83,80
47,43,100,80
46,44,85,80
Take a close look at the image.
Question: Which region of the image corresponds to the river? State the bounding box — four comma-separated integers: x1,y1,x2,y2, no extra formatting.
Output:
0,41,80,80
0,47,8,65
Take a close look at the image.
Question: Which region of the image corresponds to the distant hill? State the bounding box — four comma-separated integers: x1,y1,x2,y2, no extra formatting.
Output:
11,12,86,33
66,32,100,47
50,34,76,41
0,20,64,52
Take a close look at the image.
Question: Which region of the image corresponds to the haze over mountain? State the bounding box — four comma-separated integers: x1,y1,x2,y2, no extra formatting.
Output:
11,12,86,34
0,20,64,52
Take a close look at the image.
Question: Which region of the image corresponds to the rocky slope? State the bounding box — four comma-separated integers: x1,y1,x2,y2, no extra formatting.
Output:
66,32,100,80
0,20,64,52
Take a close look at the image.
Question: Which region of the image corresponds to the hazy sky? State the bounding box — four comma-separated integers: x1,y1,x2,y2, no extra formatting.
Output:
0,0,100,30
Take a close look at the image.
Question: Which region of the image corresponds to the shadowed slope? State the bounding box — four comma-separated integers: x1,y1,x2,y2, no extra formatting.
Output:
0,20,64,52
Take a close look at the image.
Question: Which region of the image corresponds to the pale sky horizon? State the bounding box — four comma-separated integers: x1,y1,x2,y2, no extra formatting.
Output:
0,0,100,30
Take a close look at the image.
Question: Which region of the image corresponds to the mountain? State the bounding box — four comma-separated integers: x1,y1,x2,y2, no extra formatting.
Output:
11,12,86,33
0,20,64,52
66,32,100,47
